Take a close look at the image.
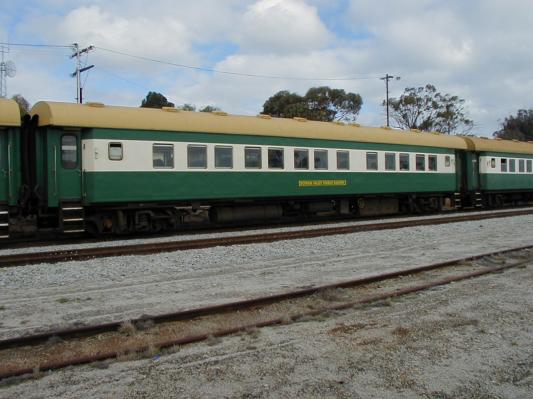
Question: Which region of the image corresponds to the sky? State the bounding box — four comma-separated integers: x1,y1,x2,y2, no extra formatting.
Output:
0,0,532,136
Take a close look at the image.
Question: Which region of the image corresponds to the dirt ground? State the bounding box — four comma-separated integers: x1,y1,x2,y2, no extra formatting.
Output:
1,263,531,398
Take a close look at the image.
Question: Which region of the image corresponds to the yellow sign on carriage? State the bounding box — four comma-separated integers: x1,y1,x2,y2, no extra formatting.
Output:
298,179,347,187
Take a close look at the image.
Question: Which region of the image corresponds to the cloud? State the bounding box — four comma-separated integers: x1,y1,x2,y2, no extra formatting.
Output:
5,0,533,136
58,6,191,58
235,0,333,54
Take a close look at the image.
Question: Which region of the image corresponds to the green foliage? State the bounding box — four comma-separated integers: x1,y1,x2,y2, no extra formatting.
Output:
199,105,221,113
386,84,473,134
179,103,196,111
11,94,30,117
176,104,221,112
140,91,175,108
262,86,363,122
493,109,533,141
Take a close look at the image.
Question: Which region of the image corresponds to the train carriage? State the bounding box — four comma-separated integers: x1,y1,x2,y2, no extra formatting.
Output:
0,99,22,238
464,137,533,206
28,101,471,235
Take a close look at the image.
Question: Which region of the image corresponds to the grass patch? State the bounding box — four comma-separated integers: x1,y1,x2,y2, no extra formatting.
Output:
118,321,136,336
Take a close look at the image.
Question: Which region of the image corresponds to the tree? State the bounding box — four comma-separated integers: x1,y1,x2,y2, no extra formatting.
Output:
11,94,30,117
179,103,196,111
493,109,533,141
199,105,221,113
262,86,363,122
386,84,473,134
140,92,174,108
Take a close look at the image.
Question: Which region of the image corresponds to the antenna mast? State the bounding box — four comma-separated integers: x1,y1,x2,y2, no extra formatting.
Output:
0,44,9,98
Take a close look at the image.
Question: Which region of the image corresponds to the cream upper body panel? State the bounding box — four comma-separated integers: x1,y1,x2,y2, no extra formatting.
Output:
0,99,21,127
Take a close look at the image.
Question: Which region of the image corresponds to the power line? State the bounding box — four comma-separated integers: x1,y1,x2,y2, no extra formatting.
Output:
0,42,72,48
95,46,379,81
0,41,382,82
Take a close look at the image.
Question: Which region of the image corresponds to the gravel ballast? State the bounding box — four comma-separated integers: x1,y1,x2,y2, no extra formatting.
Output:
0,214,532,341
1,258,531,398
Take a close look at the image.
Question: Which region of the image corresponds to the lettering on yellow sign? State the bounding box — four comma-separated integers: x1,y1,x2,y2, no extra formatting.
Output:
298,179,347,187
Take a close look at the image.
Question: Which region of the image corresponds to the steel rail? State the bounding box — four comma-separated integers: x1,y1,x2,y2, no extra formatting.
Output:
0,250,530,380
2,207,531,251
1,209,533,268
0,244,531,352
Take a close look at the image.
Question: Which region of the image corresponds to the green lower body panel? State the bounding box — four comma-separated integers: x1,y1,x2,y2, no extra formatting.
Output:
480,174,533,191
83,172,456,204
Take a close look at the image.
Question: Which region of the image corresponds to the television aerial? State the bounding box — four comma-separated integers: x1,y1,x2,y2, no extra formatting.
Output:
4,60,16,77
0,56,16,98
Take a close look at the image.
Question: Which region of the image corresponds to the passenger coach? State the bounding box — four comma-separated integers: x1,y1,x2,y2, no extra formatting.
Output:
0,99,21,238
24,101,471,235
464,136,533,206
2,100,531,237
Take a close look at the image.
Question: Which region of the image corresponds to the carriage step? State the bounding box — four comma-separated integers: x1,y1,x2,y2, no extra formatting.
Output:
0,206,9,238
60,203,85,233
474,192,483,208
453,193,462,209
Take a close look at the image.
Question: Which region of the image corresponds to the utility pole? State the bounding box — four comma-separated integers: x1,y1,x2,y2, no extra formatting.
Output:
381,74,400,127
71,43,94,103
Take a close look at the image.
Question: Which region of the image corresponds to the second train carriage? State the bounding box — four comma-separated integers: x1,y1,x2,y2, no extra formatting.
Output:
463,137,533,206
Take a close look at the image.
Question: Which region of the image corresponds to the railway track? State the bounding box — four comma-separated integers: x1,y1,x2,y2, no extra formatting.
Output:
2,206,532,252
1,208,533,268
0,245,531,380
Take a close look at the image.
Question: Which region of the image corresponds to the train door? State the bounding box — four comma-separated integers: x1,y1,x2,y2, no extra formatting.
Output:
47,130,82,206
455,150,467,193
465,152,480,191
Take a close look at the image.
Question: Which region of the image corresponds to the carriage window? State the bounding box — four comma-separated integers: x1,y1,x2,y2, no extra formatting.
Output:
268,148,284,169
445,155,451,167
61,134,78,169
108,142,123,161
187,145,207,168
490,158,496,168
215,146,233,168
527,160,532,173
366,152,378,171
337,151,349,170
153,144,174,168
501,158,507,172
245,147,261,169
314,150,328,170
385,153,396,171
428,155,437,171
294,149,309,170
518,159,525,173
416,154,425,171
509,159,516,172
399,153,410,171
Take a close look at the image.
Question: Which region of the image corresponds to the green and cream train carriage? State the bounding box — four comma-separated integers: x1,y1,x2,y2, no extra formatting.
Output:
7,100,529,236
0,99,21,238
465,137,533,206
27,101,475,235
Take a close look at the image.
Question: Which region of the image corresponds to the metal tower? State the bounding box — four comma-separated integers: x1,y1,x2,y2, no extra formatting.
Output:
0,45,16,98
